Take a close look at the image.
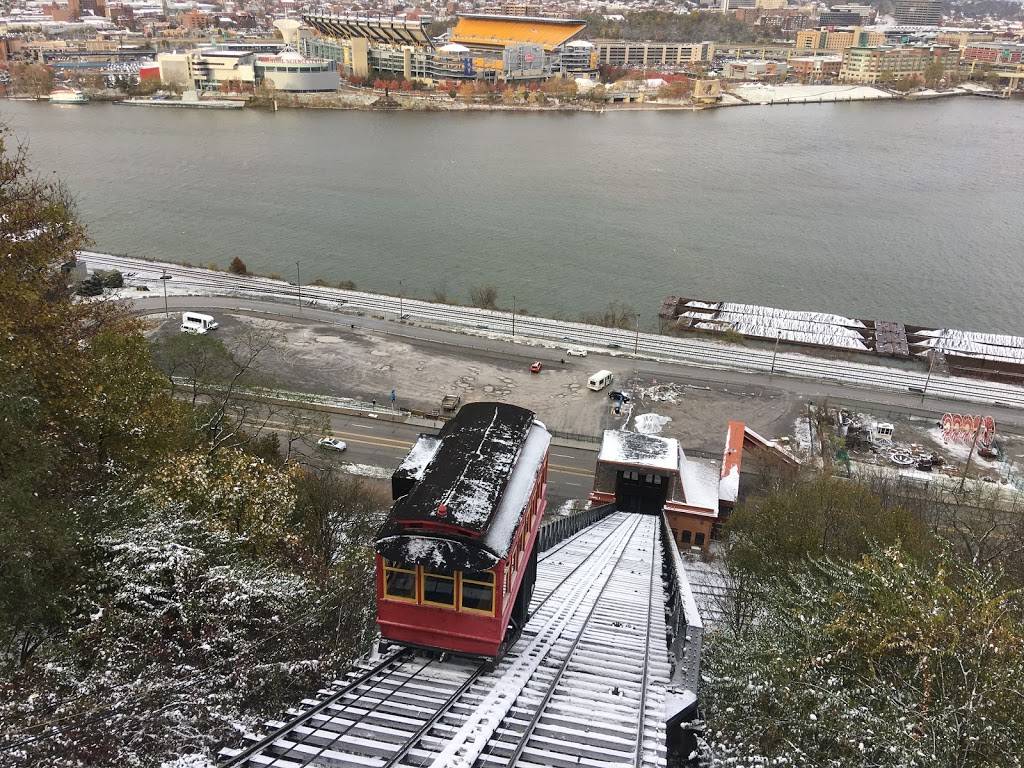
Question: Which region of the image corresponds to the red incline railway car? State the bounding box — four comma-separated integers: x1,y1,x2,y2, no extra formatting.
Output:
375,402,550,660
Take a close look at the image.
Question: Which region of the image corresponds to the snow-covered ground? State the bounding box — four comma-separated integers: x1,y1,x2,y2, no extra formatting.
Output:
634,412,672,435
732,83,893,104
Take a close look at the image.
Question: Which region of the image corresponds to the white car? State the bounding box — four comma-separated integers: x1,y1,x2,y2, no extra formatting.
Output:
566,346,588,357
317,437,348,452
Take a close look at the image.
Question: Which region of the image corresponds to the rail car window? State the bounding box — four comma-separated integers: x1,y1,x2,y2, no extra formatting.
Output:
422,567,456,608
461,570,495,615
383,561,417,601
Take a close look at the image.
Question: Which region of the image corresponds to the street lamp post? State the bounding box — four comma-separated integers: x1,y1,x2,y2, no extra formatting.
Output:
159,270,172,317
295,261,301,309
512,295,516,337
399,279,404,320
633,313,640,356
958,419,985,497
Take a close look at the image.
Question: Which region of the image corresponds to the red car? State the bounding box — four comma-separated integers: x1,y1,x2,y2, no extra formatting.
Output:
530,361,542,373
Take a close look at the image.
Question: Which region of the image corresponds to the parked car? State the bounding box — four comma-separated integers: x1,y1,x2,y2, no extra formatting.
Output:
566,346,588,357
317,437,348,452
530,361,543,373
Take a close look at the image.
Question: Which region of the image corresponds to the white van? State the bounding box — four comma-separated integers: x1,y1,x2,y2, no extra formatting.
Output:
180,312,219,335
587,370,613,391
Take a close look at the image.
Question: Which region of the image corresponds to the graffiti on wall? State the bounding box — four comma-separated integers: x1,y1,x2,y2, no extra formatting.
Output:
940,413,996,449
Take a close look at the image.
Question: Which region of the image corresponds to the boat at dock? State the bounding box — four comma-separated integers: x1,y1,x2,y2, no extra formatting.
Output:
49,87,88,104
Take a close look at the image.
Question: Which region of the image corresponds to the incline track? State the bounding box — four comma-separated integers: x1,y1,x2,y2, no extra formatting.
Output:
86,251,1024,410
219,513,669,768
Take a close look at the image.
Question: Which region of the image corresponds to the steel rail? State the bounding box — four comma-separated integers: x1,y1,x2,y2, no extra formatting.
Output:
220,648,410,767
497,515,646,768
633,518,660,768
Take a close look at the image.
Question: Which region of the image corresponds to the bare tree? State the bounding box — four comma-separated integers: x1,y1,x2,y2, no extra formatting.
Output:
280,407,330,465
293,470,390,579
470,284,498,310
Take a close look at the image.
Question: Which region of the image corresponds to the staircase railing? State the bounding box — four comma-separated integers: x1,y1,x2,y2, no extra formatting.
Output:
660,512,704,695
537,503,615,551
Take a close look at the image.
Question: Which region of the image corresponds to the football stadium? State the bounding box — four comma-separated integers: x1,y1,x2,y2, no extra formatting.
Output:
300,13,599,84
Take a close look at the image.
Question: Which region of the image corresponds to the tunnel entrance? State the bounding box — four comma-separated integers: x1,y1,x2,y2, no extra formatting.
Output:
615,470,668,515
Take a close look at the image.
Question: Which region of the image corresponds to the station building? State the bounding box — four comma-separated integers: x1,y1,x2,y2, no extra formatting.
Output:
588,423,799,553
299,12,598,84
589,430,722,552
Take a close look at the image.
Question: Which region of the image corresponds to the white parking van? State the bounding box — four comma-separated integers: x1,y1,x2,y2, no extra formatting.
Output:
180,312,219,335
587,370,613,391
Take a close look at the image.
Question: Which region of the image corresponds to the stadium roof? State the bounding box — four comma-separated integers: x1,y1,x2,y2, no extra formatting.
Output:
301,14,433,48
451,14,587,52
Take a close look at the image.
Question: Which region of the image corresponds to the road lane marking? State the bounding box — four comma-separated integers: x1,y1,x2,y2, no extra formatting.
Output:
262,421,595,477
552,453,576,459
562,481,583,487
348,423,377,430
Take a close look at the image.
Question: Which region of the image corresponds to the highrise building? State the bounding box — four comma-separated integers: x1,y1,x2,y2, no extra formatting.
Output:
893,0,942,26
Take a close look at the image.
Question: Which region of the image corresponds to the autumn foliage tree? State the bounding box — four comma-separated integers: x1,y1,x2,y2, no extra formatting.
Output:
0,131,390,766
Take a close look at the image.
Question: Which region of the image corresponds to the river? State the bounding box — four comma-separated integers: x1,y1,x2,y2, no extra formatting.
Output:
4,97,1023,333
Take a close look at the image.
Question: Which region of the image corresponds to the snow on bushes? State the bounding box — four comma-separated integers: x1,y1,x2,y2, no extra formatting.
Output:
1,498,378,766
700,547,1024,767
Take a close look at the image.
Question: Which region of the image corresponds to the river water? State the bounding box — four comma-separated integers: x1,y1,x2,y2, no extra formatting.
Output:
4,98,1023,333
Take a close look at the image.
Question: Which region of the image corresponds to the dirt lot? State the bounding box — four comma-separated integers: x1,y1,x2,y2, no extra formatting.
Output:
149,313,811,454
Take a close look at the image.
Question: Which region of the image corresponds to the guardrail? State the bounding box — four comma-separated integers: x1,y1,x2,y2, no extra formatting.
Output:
660,512,704,695
537,503,615,551
170,377,411,421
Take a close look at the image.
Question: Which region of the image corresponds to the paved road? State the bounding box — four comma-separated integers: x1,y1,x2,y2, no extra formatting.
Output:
134,294,1024,434
268,409,598,502
92,251,1024,410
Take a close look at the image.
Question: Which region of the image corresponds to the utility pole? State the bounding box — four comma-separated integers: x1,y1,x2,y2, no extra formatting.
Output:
633,313,640,355
921,348,935,401
770,330,781,376
958,419,984,497
512,294,516,337
295,261,301,309
159,270,172,317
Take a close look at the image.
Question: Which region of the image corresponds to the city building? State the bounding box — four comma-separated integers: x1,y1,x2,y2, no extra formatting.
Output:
300,13,597,84
723,58,788,80
156,45,338,93
963,41,1024,65
593,40,715,68
789,54,843,82
893,0,942,26
796,27,886,52
819,4,876,25
254,49,339,92
839,44,959,83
